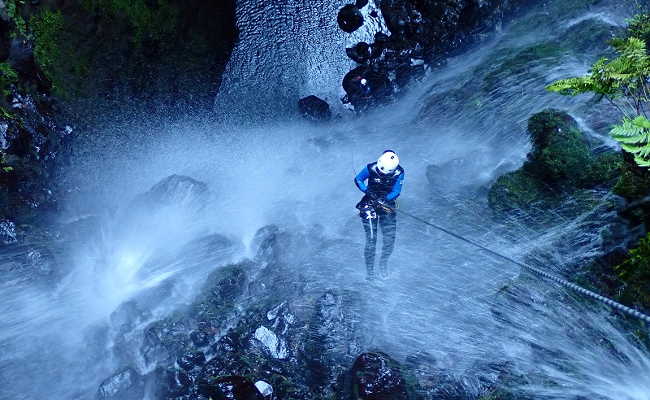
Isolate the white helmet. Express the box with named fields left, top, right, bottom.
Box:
left=377, top=150, right=399, bottom=174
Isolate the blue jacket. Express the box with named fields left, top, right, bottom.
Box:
left=355, top=162, right=404, bottom=201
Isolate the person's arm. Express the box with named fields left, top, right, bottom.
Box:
left=385, top=172, right=404, bottom=201
left=354, top=167, right=370, bottom=193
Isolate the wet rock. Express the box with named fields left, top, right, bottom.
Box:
left=141, top=319, right=189, bottom=366
left=131, top=174, right=210, bottom=213
left=253, top=325, right=288, bottom=359
left=338, top=4, right=364, bottom=33
left=156, top=367, right=192, bottom=398
left=198, top=376, right=263, bottom=400
left=0, top=219, right=17, bottom=244
left=349, top=352, right=409, bottom=400
left=346, top=41, right=372, bottom=63
left=178, top=351, right=206, bottom=371
left=97, top=368, right=145, bottom=400
left=254, top=380, right=273, bottom=398
left=251, top=224, right=293, bottom=265
left=342, top=66, right=393, bottom=111
left=298, top=95, right=332, bottom=121
left=303, top=291, right=364, bottom=397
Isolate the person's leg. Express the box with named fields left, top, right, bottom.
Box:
left=379, top=212, right=397, bottom=276
left=361, top=216, right=379, bottom=279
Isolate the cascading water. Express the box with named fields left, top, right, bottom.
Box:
left=1, top=0, right=649, bottom=399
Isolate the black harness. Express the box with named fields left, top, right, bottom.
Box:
left=365, top=162, right=403, bottom=198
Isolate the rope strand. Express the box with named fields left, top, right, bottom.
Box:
left=389, top=206, right=650, bottom=325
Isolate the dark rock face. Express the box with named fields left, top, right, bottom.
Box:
left=349, top=352, right=409, bottom=400
left=377, top=0, right=514, bottom=59
left=96, top=368, right=145, bottom=400
left=298, top=95, right=332, bottom=121
left=339, top=0, right=524, bottom=110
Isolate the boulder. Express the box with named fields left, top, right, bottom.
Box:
left=338, top=4, right=364, bottom=33
left=342, top=66, right=393, bottom=110
left=96, top=368, right=145, bottom=400
left=346, top=42, right=372, bottom=63
left=298, top=95, right=332, bottom=121
left=526, top=109, right=592, bottom=186
left=349, top=352, right=409, bottom=399
left=131, top=174, right=210, bottom=212
left=488, top=109, right=623, bottom=219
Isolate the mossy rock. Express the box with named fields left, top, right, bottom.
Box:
left=488, top=169, right=551, bottom=215
left=489, top=109, right=623, bottom=221
left=526, top=109, right=591, bottom=185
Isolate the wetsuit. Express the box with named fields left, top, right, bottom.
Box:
left=354, top=162, right=405, bottom=277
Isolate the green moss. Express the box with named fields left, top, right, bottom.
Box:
left=614, top=233, right=650, bottom=310
left=488, top=169, right=550, bottom=215
left=30, top=10, right=67, bottom=93
left=526, top=109, right=598, bottom=187
left=81, top=0, right=180, bottom=44
left=489, top=110, right=625, bottom=222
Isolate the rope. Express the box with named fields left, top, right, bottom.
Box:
left=386, top=205, right=650, bottom=325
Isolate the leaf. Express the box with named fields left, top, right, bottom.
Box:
left=2, top=166, right=13, bottom=173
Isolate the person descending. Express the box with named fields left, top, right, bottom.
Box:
left=354, top=150, right=404, bottom=279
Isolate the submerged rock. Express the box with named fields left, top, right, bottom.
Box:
left=298, top=95, right=332, bottom=121
left=97, top=368, right=145, bottom=400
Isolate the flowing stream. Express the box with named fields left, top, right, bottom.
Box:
left=1, top=0, right=650, bottom=399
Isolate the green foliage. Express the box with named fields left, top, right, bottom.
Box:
left=615, top=233, right=650, bottom=310
left=547, top=19, right=650, bottom=168
left=0, top=63, right=17, bottom=97
left=627, top=13, right=650, bottom=47
left=30, top=10, right=65, bottom=91
left=610, top=116, right=650, bottom=167
left=5, top=0, right=27, bottom=37
left=546, top=38, right=650, bottom=99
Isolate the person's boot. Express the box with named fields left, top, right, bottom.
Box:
left=379, top=259, right=388, bottom=278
